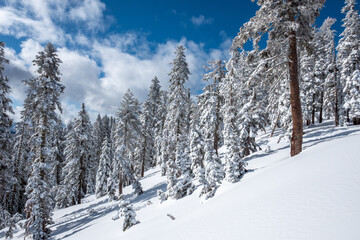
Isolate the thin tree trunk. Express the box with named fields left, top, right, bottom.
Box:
left=118, top=172, right=123, bottom=196
left=270, top=112, right=281, bottom=137
left=333, top=48, right=339, bottom=126
left=288, top=12, right=303, bottom=157
left=312, top=94, right=315, bottom=124
left=140, top=135, right=146, bottom=178
left=319, top=91, right=324, bottom=123
left=214, top=89, right=220, bottom=156
left=40, top=116, right=47, bottom=235
left=78, top=155, right=83, bottom=204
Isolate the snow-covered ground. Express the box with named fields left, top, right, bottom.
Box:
left=2, top=121, right=360, bottom=240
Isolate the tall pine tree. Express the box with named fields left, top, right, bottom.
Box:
left=24, top=43, right=64, bottom=240
left=0, top=41, right=14, bottom=215
left=113, top=89, right=143, bottom=197
left=337, top=0, right=360, bottom=124
left=233, top=0, right=326, bottom=156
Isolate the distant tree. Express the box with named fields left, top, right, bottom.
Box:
left=221, top=54, right=243, bottom=183
left=113, top=89, right=143, bottom=197
left=93, top=114, right=103, bottom=165
left=140, top=77, right=162, bottom=177
left=95, top=136, right=111, bottom=198
left=155, top=90, right=168, bottom=169
left=337, top=0, right=360, bottom=124
left=316, top=18, right=339, bottom=125
left=189, top=100, right=205, bottom=183
left=300, top=44, right=316, bottom=125
left=8, top=120, right=31, bottom=215
left=201, top=59, right=226, bottom=155
left=56, top=103, right=93, bottom=207
left=49, top=118, right=65, bottom=188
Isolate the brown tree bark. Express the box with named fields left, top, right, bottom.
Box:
left=118, top=172, right=123, bottom=196
left=140, top=135, right=146, bottom=178
left=288, top=12, right=303, bottom=157
left=270, top=112, right=281, bottom=137
left=333, top=48, right=339, bottom=126
left=312, top=94, right=315, bottom=125
left=78, top=156, right=83, bottom=204
left=319, top=91, right=324, bottom=123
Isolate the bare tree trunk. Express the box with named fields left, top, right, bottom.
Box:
left=333, top=48, right=339, bottom=126
left=319, top=91, right=324, bottom=123
left=118, top=172, right=123, bottom=196
left=214, top=92, right=220, bottom=156
left=40, top=117, right=47, bottom=235
left=140, top=135, right=146, bottom=178
left=312, top=94, right=315, bottom=124
left=288, top=12, right=303, bottom=157
left=270, top=112, right=281, bottom=137
left=78, top=155, right=83, bottom=204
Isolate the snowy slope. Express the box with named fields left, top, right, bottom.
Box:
left=2, top=121, right=360, bottom=240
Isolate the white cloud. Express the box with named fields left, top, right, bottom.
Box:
left=0, top=0, right=106, bottom=45
left=1, top=1, right=231, bottom=123
left=191, top=15, right=214, bottom=26
left=0, top=0, right=66, bottom=45
left=69, top=0, right=106, bottom=31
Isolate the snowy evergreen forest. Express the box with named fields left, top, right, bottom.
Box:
left=0, top=0, right=359, bottom=239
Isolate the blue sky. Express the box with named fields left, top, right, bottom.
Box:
left=0, top=0, right=356, bottom=122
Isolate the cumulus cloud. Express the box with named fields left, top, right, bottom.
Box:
left=1, top=1, right=231, bottom=123
left=191, top=15, right=214, bottom=26
left=0, top=0, right=106, bottom=45
left=69, top=0, right=106, bottom=31
left=0, top=0, right=67, bottom=45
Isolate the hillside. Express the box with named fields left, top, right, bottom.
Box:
left=2, top=121, right=360, bottom=240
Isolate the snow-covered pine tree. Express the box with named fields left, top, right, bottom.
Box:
left=118, top=200, right=139, bottom=231
left=139, top=77, right=162, bottom=177
left=107, top=121, right=117, bottom=201
left=49, top=118, right=65, bottom=187
left=314, top=35, right=327, bottom=124
left=93, top=114, right=103, bottom=164
left=0, top=206, right=10, bottom=230
left=337, top=0, right=360, bottom=124
left=233, top=0, right=326, bottom=156
left=316, top=18, right=340, bottom=125
left=58, top=103, right=93, bottom=207
left=8, top=120, right=31, bottom=215
left=161, top=45, right=194, bottom=199
left=198, top=61, right=226, bottom=196
left=202, top=59, right=226, bottom=155
left=300, top=43, right=316, bottom=126
left=113, top=89, right=143, bottom=197
left=155, top=90, right=168, bottom=170
left=221, top=52, right=243, bottom=183
left=7, top=77, right=38, bottom=215
left=189, top=100, right=205, bottom=183
left=235, top=50, right=267, bottom=158
left=312, top=19, right=338, bottom=124
left=0, top=41, right=14, bottom=215
left=24, top=43, right=65, bottom=240
left=95, top=135, right=111, bottom=198
left=101, top=115, right=111, bottom=145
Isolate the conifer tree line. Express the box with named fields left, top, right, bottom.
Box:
left=0, top=0, right=359, bottom=238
